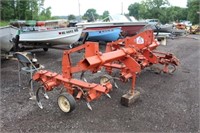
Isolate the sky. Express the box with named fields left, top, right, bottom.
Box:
left=44, top=0, right=187, bottom=16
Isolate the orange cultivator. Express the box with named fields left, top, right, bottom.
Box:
left=33, top=30, right=179, bottom=113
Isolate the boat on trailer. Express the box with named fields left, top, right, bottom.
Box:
left=83, top=27, right=121, bottom=42
left=0, top=24, right=82, bottom=56
left=19, top=27, right=82, bottom=45
left=76, top=15, right=147, bottom=36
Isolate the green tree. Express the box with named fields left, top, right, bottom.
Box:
left=144, top=0, right=170, bottom=19
left=68, top=14, right=76, bottom=20
left=187, top=0, right=199, bottom=24
left=38, top=7, right=52, bottom=20
left=164, top=6, right=188, bottom=22
left=83, top=8, right=99, bottom=21
left=0, top=0, right=50, bottom=21
left=138, top=2, right=150, bottom=19
left=128, top=0, right=193, bottom=24
left=1, top=0, right=15, bottom=20
left=145, top=0, right=170, bottom=9
left=128, top=3, right=141, bottom=19
left=102, top=11, right=109, bottom=20
left=128, top=0, right=173, bottom=23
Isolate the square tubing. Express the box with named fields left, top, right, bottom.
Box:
left=121, top=73, right=140, bottom=107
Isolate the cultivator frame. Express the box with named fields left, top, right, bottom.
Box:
left=33, top=30, right=179, bottom=113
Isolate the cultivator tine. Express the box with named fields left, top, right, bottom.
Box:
left=36, top=87, right=43, bottom=109
left=27, top=79, right=36, bottom=100
left=83, top=78, right=87, bottom=82
left=43, top=92, right=49, bottom=99
left=114, top=82, right=119, bottom=89
left=80, top=71, right=88, bottom=82
left=40, top=86, right=49, bottom=99
left=37, top=101, right=43, bottom=109
left=112, top=76, right=120, bottom=89
left=86, top=102, right=92, bottom=111
left=105, top=93, right=111, bottom=99
left=36, top=86, right=49, bottom=109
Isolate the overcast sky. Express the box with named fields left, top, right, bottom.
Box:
left=44, top=0, right=187, bottom=16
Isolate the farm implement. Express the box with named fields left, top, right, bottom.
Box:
left=33, top=30, right=179, bottom=113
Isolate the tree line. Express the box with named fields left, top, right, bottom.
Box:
left=128, top=0, right=199, bottom=24
left=0, top=0, right=52, bottom=21
left=1, top=0, right=199, bottom=24
left=74, top=0, right=199, bottom=24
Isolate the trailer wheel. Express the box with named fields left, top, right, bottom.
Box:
left=100, top=75, right=113, bottom=85
left=57, top=92, right=76, bottom=113
left=43, top=48, right=48, bottom=52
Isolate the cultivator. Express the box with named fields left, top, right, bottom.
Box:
left=33, top=30, right=179, bottom=113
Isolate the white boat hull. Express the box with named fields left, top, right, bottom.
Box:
left=76, top=22, right=147, bottom=36
left=0, top=26, right=18, bottom=52
left=19, top=27, right=82, bottom=45
left=76, top=21, right=147, bottom=28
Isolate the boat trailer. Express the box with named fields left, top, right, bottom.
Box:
left=33, top=30, right=179, bottom=113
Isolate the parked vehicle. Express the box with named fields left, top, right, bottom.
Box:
left=145, top=19, right=160, bottom=26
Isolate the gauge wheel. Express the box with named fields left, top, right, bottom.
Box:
left=168, top=64, right=176, bottom=74
left=57, top=92, right=76, bottom=113
left=100, top=75, right=113, bottom=85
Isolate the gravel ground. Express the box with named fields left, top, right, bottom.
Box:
left=0, top=35, right=199, bottom=132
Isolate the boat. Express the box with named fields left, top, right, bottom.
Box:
left=10, top=19, right=69, bottom=28
left=76, top=15, right=147, bottom=36
left=10, top=20, right=36, bottom=28
left=0, top=25, right=18, bottom=53
left=1, top=20, right=83, bottom=56
left=152, top=24, right=174, bottom=33
left=19, top=27, right=82, bottom=45
left=83, top=27, right=121, bottom=42
left=44, top=19, right=69, bottom=28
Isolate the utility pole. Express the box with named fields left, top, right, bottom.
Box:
left=121, top=2, right=123, bottom=15
left=78, top=0, right=81, bottom=22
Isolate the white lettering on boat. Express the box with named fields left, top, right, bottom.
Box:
left=59, top=29, right=78, bottom=35
left=99, top=29, right=114, bottom=33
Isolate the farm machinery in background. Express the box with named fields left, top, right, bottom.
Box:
left=32, top=30, right=179, bottom=113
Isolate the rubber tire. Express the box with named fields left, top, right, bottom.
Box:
left=43, top=48, right=48, bottom=52
left=57, top=92, right=76, bottom=113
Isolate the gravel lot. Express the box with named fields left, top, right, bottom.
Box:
left=1, top=35, right=199, bottom=132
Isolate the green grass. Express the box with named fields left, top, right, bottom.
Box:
left=0, top=21, right=10, bottom=27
